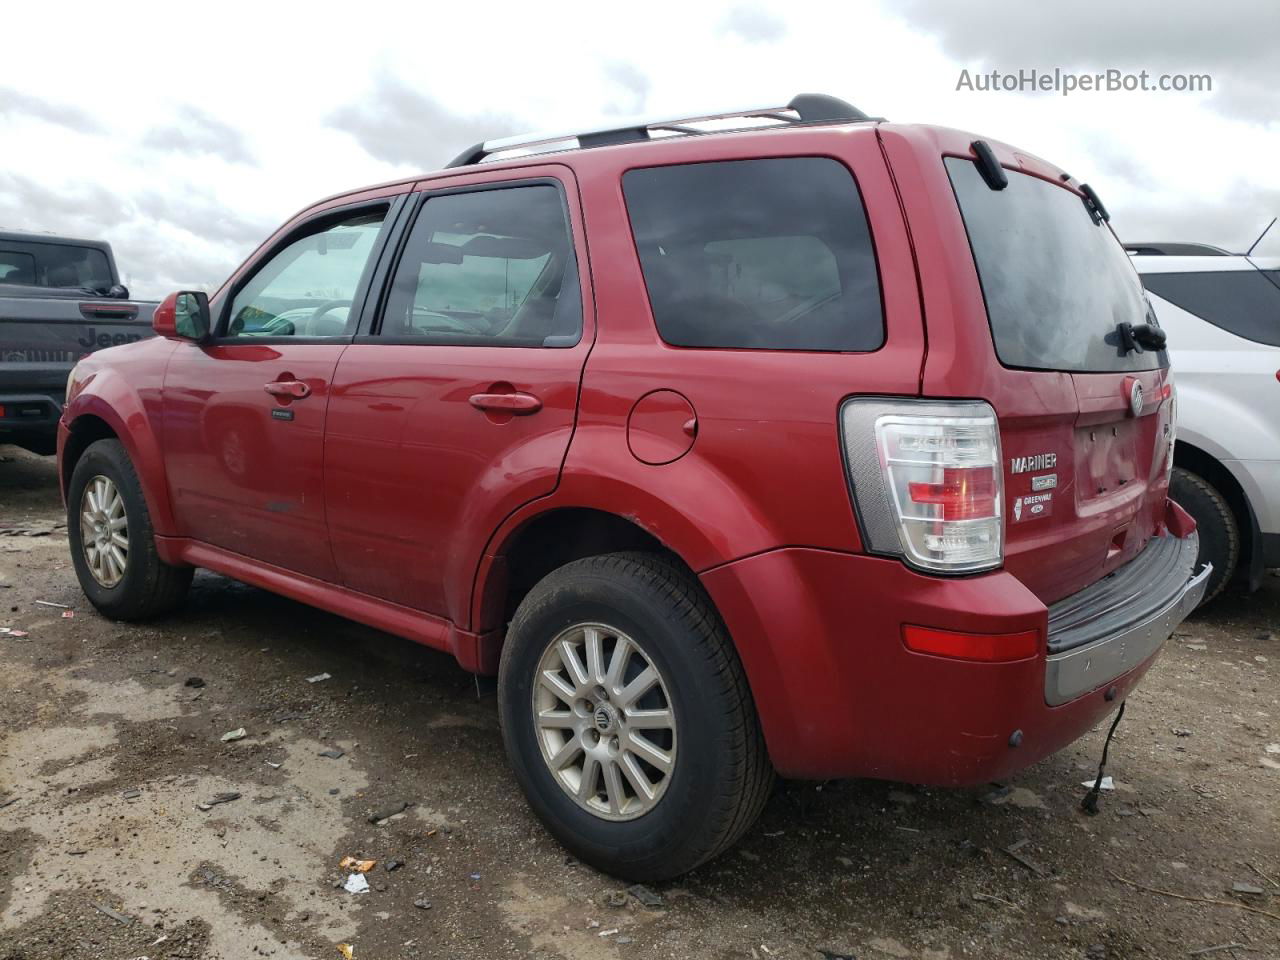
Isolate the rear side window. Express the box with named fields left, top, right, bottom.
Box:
left=622, top=158, right=884, bottom=351
left=1140, top=270, right=1280, bottom=347
left=946, top=158, right=1162, bottom=373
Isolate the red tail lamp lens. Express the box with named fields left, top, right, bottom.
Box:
left=903, top=624, right=1039, bottom=662
left=907, top=467, right=997, bottom=521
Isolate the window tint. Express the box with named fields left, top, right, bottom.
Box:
left=1141, top=270, right=1280, bottom=347
left=226, top=211, right=386, bottom=339
left=381, top=185, right=581, bottom=347
left=0, top=250, right=37, bottom=285
left=0, top=240, right=113, bottom=291
left=622, top=158, right=884, bottom=351
left=946, top=158, right=1162, bottom=373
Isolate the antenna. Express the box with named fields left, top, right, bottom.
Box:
left=1245, top=217, right=1277, bottom=257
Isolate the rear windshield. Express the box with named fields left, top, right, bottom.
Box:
left=0, top=239, right=114, bottom=291
left=622, top=157, right=884, bottom=352
left=946, top=158, right=1163, bottom=373
left=1140, top=269, right=1280, bottom=347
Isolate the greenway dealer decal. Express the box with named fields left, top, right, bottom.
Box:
left=1012, top=491, right=1054, bottom=522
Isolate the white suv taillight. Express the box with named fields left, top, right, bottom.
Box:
left=840, top=399, right=1004, bottom=574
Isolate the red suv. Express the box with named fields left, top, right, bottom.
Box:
left=59, top=94, right=1208, bottom=880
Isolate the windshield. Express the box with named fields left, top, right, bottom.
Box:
left=0, top=239, right=114, bottom=291
left=946, top=158, right=1164, bottom=373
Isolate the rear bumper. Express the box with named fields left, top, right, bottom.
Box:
left=700, top=525, right=1203, bottom=784
left=0, top=392, right=63, bottom=452
left=1046, top=534, right=1207, bottom=704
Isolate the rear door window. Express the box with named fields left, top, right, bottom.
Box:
left=622, top=157, right=884, bottom=351
left=380, top=184, right=581, bottom=347
left=1140, top=270, right=1280, bottom=347
left=946, top=158, right=1162, bottom=372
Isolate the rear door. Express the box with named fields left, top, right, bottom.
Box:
left=322, top=166, right=592, bottom=625
left=903, top=132, right=1172, bottom=603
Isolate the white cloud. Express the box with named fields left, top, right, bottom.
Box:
left=0, top=0, right=1276, bottom=298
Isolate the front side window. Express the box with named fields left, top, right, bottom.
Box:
left=381, top=184, right=581, bottom=347
left=225, top=210, right=386, bottom=339
left=1141, top=270, right=1280, bottom=347
left=622, top=157, right=884, bottom=351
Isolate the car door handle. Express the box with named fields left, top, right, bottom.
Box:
left=469, top=391, right=542, bottom=414
left=264, top=380, right=311, bottom=399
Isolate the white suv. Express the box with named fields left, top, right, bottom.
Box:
left=1127, top=243, right=1280, bottom=603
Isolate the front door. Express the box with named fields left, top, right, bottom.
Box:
left=323, top=169, right=592, bottom=624
left=162, top=203, right=396, bottom=580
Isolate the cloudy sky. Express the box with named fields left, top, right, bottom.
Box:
left=2, top=0, right=1276, bottom=298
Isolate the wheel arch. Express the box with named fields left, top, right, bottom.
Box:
left=62, top=383, right=177, bottom=536
left=1174, top=439, right=1262, bottom=589
left=473, top=506, right=697, bottom=637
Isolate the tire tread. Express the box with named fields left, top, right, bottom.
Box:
left=1171, top=466, right=1238, bottom=605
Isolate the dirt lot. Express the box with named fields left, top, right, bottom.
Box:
left=1, top=445, right=1277, bottom=960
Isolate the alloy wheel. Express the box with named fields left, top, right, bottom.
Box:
left=80, top=474, right=128, bottom=587
left=532, top=622, right=678, bottom=821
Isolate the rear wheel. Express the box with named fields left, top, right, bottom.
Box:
left=1170, top=466, right=1238, bottom=606
left=498, top=552, right=773, bottom=880
left=67, top=439, right=193, bottom=619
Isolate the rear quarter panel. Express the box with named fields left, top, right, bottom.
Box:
left=553, top=126, right=925, bottom=563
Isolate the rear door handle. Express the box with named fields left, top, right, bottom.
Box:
left=264, top=380, right=311, bottom=399
left=469, top=391, right=542, bottom=414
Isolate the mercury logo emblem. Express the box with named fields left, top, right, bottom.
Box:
left=1129, top=380, right=1145, bottom=416
left=593, top=705, right=614, bottom=733
left=1013, top=497, right=1023, bottom=521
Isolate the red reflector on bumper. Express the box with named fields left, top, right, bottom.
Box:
left=902, top=625, right=1039, bottom=662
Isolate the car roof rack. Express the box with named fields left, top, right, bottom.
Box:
left=1123, top=241, right=1233, bottom=257
left=446, top=93, right=875, bottom=168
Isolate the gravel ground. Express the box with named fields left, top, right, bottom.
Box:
left=1, top=445, right=1277, bottom=960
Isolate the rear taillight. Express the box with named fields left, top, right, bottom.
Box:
left=1165, top=377, right=1177, bottom=484
left=840, top=399, right=1004, bottom=574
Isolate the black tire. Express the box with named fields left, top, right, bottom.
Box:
left=1170, top=466, right=1239, bottom=606
left=498, top=551, right=773, bottom=881
left=67, top=439, right=193, bottom=620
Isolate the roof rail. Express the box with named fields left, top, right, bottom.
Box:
left=1123, top=242, right=1233, bottom=257
left=446, top=93, right=874, bottom=168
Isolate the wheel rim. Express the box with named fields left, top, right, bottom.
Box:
left=80, top=474, right=128, bottom=588
left=532, top=622, right=678, bottom=821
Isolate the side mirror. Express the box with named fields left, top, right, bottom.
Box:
left=107, top=283, right=130, bottom=300
left=153, top=290, right=211, bottom=341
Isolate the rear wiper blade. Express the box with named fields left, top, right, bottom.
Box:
left=1116, top=321, right=1167, bottom=353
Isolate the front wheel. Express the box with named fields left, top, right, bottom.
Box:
left=498, top=552, right=773, bottom=881
left=67, top=439, right=193, bottom=620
